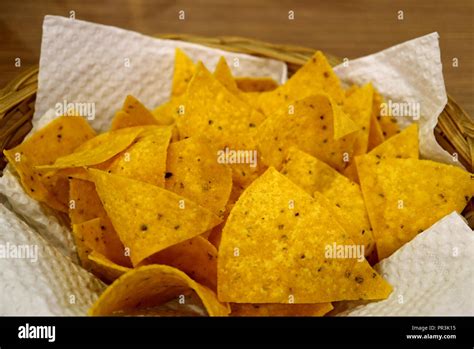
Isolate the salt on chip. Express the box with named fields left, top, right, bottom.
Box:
left=281, top=148, right=374, bottom=255
left=4, top=115, right=96, bottom=211
left=257, top=94, right=358, bottom=171
left=218, top=167, right=392, bottom=303
left=89, top=265, right=230, bottom=316
left=165, top=136, right=232, bottom=216
left=110, top=95, right=162, bottom=130
left=171, top=48, right=195, bottom=97
left=356, top=157, right=474, bottom=259
left=106, top=126, right=172, bottom=187
left=176, top=62, right=266, bottom=186
left=88, top=169, right=222, bottom=266
left=231, top=302, right=333, bottom=317
left=236, top=77, right=278, bottom=92
left=258, top=51, right=345, bottom=116
left=140, top=236, right=218, bottom=291
left=37, top=126, right=146, bottom=170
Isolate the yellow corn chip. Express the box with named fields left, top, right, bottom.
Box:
left=213, top=56, right=240, bottom=95
left=367, top=89, right=386, bottom=151
left=281, top=148, right=374, bottom=255
left=258, top=51, right=345, bottom=116
left=69, top=178, right=107, bottom=224
left=89, top=265, right=230, bottom=316
left=372, top=90, right=400, bottom=139
left=88, top=251, right=131, bottom=284
left=257, top=94, right=358, bottom=171
left=357, top=157, right=474, bottom=259
left=236, top=77, right=278, bottom=92
left=218, top=167, right=392, bottom=303
left=88, top=169, right=222, bottom=266
left=110, top=95, right=161, bottom=130
left=171, top=48, right=195, bottom=97
left=106, top=126, right=172, bottom=187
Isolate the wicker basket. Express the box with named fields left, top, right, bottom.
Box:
left=0, top=34, right=472, bottom=223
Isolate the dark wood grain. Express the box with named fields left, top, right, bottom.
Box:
left=0, top=0, right=472, bottom=116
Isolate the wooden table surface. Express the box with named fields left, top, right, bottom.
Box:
left=0, top=0, right=472, bottom=116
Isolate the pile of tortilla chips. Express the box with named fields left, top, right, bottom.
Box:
left=4, top=48, right=472, bottom=317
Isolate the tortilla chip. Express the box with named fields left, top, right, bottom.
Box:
left=141, top=236, right=218, bottom=291
left=89, top=265, right=230, bottom=316
left=111, top=95, right=161, bottom=130
left=88, top=251, right=131, bottom=283
left=38, top=126, right=146, bottom=170
left=176, top=62, right=266, bottom=186
left=236, top=77, right=278, bottom=92
left=171, top=48, right=195, bottom=97
left=165, top=136, right=232, bottom=216
left=213, top=57, right=240, bottom=95
left=357, top=157, right=474, bottom=259
left=372, top=90, right=400, bottom=138
left=257, top=94, right=358, bottom=171
left=343, top=83, right=374, bottom=154
left=106, top=126, right=172, bottom=187
left=218, top=167, right=392, bottom=303
left=69, top=178, right=107, bottom=224
left=367, top=90, right=386, bottom=151
left=72, top=217, right=131, bottom=268
left=281, top=148, right=374, bottom=255
left=88, top=169, right=222, bottom=266
left=151, top=95, right=185, bottom=126
left=258, top=51, right=345, bottom=116
left=344, top=123, right=419, bottom=183
left=231, top=302, right=333, bottom=317
left=3, top=116, right=96, bottom=211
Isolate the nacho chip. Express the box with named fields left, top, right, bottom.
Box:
left=141, top=236, right=218, bottom=291
left=176, top=62, right=266, bottom=186
left=236, top=77, right=278, bottom=92
left=367, top=90, right=386, bottom=151
left=218, top=167, right=392, bottom=303
left=343, top=83, right=374, bottom=155
left=38, top=126, right=146, bottom=170
left=72, top=217, right=130, bottom=268
left=151, top=95, right=185, bottom=126
left=357, top=157, right=474, bottom=259
left=258, top=51, right=345, bottom=116
left=165, top=136, right=232, bottom=216
left=88, top=169, right=222, bottom=266
left=171, top=48, right=195, bottom=97
left=4, top=116, right=96, bottom=211
left=257, top=94, right=358, bottom=171
left=372, top=90, right=400, bottom=139
left=344, top=123, right=419, bottom=183
left=69, top=178, right=107, bottom=224
left=89, top=265, right=230, bottom=316
left=281, top=148, right=374, bottom=255
left=88, top=251, right=131, bottom=284
left=231, top=302, right=333, bottom=317
left=213, top=56, right=240, bottom=95
left=110, top=95, right=161, bottom=130
left=106, top=126, right=172, bottom=187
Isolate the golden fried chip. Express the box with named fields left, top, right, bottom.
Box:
left=110, top=95, right=161, bottom=130
left=213, top=56, right=240, bottom=95
left=236, top=77, right=278, bottom=92
left=372, top=90, right=400, bottom=139
left=69, top=178, right=107, bottom=224
left=141, top=236, right=218, bottom=291
left=4, top=116, right=96, bottom=211
left=176, top=62, right=266, bottom=186
left=89, top=265, right=230, bottom=316
left=257, top=94, right=358, bottom=171
left=281, top=148, right=374, bottom=255
left=367, top=89, right=386, bottom=150
left=88, top=169, right=222, bottom=266
left=231, top=302, right=333, bottom=317
left=37, top=126, right=146, bottom=170
left=171, top=48, right=195, bottom=97
left=151, top=96, right=185, bottom=126
left=88, top=251, right=131, bottom=284
left=165, top=136, right=232, bottom=215
left=218, top=167, right=392, bottom=303
left=258, top=51, right=345, bottom=116
left=357, top=157, right=474, bottom=259
left=106, top=126, right=172, bottom=187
